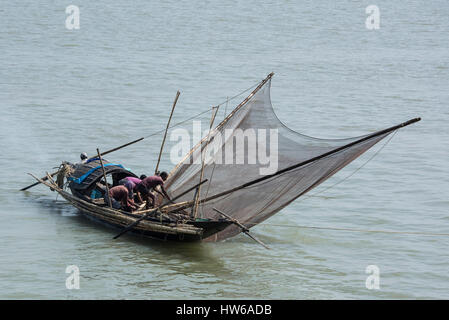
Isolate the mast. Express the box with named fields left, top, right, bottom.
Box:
left=155, top=91, right=180, bottom=175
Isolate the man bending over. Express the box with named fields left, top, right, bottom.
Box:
left=137, top=171, right=171, bottom=208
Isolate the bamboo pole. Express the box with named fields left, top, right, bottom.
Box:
left=166, top=117, right=421, bottom=212
left=192, top=106, right=219, bottom=219
left=98, top=137, right=145, bottom=158
left=190, top=187, right=199, bottom=217
left=213, top=208, right=270, bottom=249
left=97, top=148, right=112, bottom=208
left=155, top=91, right=180, bottom=175
left=20, top=137, right=145, bottom=191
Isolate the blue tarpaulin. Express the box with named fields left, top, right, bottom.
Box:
left=68, top=163, right=127, bottom=184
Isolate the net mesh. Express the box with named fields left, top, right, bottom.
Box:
left=164, top=78, right=390, bottom=241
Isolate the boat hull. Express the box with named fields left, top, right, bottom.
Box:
left=30, top=170, right=234, bottom=243
left=78, top=208, right=232, bottom=242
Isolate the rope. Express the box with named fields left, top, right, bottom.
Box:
left=248, top=222, right=449, bottom=237
left=143, top=109, right=211, bottom=139
left=223, top=96, right=229, bottom=120
left=195, top=106, right=220, bottom=218
left=216, top=81, right=260, bottom=108
left=202, top=163, right=217, bottom=206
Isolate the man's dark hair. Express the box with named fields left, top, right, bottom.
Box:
left=160, top=171, right=168, bottom=179
left=139, top=175, right=147, bottom=180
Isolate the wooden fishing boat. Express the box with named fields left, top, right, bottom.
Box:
left=29, top=160, right=233, bottom=242
left=24, top=73, right=421, bottom=247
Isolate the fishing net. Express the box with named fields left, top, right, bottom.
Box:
left=164, top=76, right=391, bottom=241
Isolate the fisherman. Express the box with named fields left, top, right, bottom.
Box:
left=118, top=176, right=145, bottom=203
left=137, top=171, right=171, bottom=208
left=70, top=152, right=90, bottom=172
left=80, top=152, right=88, bottom=164
left=105, top=185, right=137, bottom=212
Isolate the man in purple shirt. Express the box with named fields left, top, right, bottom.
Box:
left=137, top=171, right=171, bottom=208
left=118, top=175, right=147, bottom=204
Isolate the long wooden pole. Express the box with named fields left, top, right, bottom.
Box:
left=167, top=117, right=421, bottom=211
left=98, top=137, right=145, bottom=159
left=213, top=208, right=270, bottom=249
left=155, top=91, right=180, bottom=175
left=20, top=170, right=61, bottom=191
left=20, top=137, right=145, bottom=191
left=193, top=106, right=219, bottom=218
left=97, top=148, right=112, bottom=208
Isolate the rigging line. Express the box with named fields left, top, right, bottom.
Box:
left=194, top=106, right=219, bottom=218
left=202, top=163, right=217, bottom=205
left=199, top=162, right=217, bottom=217
left=199, top=106, right=221, bottom=217
left=143, top=109, right=211, bottom=139
left=296, top=129, right=398, bottom=203
left=215, top=81, right=260, bottom=108
left=245, top=222, right=449, bottom=237
left=223, top=96, right=229, bottom=120
left=143, top=80, right=259, bottom=140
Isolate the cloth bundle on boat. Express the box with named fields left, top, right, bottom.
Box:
left=68, top=159, right=136, bottom=194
